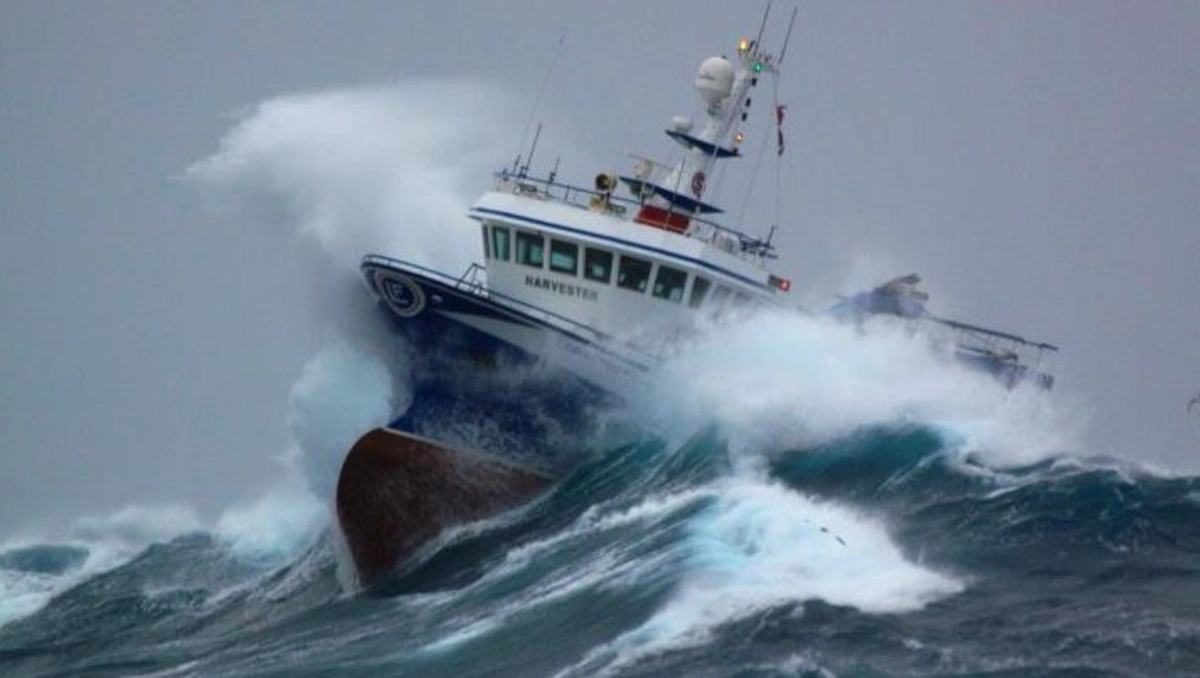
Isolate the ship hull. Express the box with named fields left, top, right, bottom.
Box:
left=335, top=428, right=552, bottom=588
left=335, top=258, right=649, bottom=585
left=362, top=256, right=649, bottom=463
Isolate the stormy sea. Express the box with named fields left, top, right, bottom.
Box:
left=4, top=85, right=1199, bottom=677
left=4, top=314, right=1200, bottom=678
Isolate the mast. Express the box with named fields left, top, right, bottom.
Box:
left=654, top=30, right=787, bottom=217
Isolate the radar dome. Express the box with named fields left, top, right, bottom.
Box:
left=694, top=56, right=734, bottom=106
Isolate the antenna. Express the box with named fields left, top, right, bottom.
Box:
left=777, top=7, right=799, bottom=65
left=520, top=122, right=543, bottom=177
left=514, top=29, right=568, bottom=170
left=754, top=1, right=772, bottom=48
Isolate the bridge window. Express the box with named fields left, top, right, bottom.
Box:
left=549, top=239, right=578, bottom=275
left=515, top=231, right=544, bottom=268
left=689, top=276, right=711, bottom=308
left=491, top=226, right=510, bottom=262
left=652, top=265, right=688, bottom=302
left=584, top=248, right=612, bottom=283
left=481, top=226, right=490, bottom=259
left=617, top=254, right=651, bottom=293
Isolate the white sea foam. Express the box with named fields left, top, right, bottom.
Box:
left=646, top=308, right=1081, bottom=467
left=213, top=487, right=325, bottom=565
left=560, top=479, right=963, bottom=676
left=185, top=79, right=522, bottom=279
left=0, top=570, right=58, bottom=629
left=495, top=487, right=712, bottom=573
left=67, top=504, right=205, bottom=545
left=282, top=342, right=396, bottom=499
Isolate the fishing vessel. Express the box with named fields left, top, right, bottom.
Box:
left=335, top=17, right=1057, bottom=587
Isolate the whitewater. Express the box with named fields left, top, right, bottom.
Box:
left=2, top=82, right=1198, bottom=678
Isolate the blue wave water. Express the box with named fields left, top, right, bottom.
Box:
left=3, top=421, right=1198, bottom=677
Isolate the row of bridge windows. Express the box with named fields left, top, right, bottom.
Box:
left=482, top=224, right=738, bottom=308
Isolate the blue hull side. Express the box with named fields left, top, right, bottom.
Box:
left=362, top=259, right=629, bottom=471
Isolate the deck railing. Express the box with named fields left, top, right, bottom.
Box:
left=493, top=169, right=778, bottom=263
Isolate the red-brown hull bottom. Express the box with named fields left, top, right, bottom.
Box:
left=335, top=428, right=552, bottom=588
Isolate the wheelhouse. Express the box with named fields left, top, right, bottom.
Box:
left=477, top=218, right=764, bottom=318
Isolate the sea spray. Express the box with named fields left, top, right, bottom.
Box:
left=645, top=307, right=1080, bottom=466
left=184, top=79, right=525, bottom=283
left=282, top=343, right=397, bottom=500
left=213, top=487, right=326, bottom=566
left=184, top=78, right=534, bottom=510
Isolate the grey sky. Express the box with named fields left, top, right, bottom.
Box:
left=2, top=1, right=1197, bottom=537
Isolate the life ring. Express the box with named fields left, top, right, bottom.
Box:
left=691, top=171, right=706, bottom=197
left=377, top=273, right=426, bottom=318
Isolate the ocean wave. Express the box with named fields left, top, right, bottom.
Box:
left=4, top=420, right=1199, bottom=677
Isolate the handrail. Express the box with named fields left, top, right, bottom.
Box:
left=456, top=261, right=487, bottom=294
left=929, top=316, right=1059, bottom=352
left=493, top=169, right=778, bottom=262
left=916, top=315, right=1057, bottom=366
left=362, top=254, right=634, bottom=352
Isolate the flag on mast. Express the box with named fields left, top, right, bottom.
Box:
left=775, top=104, right=787, bottom=156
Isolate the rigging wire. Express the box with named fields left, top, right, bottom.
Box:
left=514, top=29, right=568, bottom=168
left=733, top=119, right=771, bottom=233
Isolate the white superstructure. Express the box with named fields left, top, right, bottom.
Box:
left=467, top=35, right=794, bottom=351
